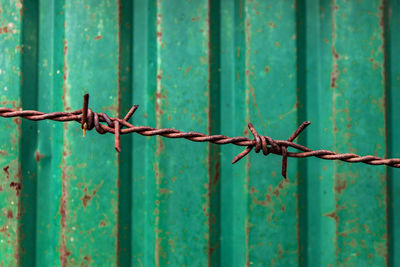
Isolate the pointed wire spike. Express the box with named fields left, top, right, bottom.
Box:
left=281, top=149, right=288, bottom=179
left=81, top=94, right=89, bottom=133
left=114, top=121, right=121, bottom=152
left=123, top=105, right=139, bottom=121
left=232, top=146, right=253, bottom=164
left=288, top=121, right=311, bottom=142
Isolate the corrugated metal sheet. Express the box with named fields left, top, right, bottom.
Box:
left=0, top=0, right=399, bottom=266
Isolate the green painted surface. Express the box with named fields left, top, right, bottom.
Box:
left=0, top=1, right=23, bottom=265
left=0, top=0, right=399, bottom=266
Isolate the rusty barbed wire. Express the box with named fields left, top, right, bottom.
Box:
left=0, top=93, right=399, bottom=178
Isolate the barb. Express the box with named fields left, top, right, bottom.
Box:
left=0, top=94, right=399, bottom=178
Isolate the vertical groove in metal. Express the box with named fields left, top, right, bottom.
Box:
left=387, top=0, right=400, bottom=266
left=118, top=0, right=133, bottom=266
left=219, top=1, right=236, bottom=266
left=36, top=0, right=65, bottom=265
left=295, top=0, right=308, bottom=264
left=208, top=0, right=221, bottom=265
left=20, top=0, right=39, bottom=265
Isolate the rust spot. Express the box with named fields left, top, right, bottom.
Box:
left=60, top=144, right=70, bottom=266
left=0, top=226, right=7, bottom=232
left=7, top=209, right=13, bottom=219
left=159, top=188, right=172, bottom=196
left=81, top=182, right=103, bottom=208
left=99, top=220, right=107, bottom=227
left=273, top=188, right=280, bottom=198
left=35, top=151, right=45, bottom=162
left=156, top=13, right=162, bottom=25
left=9, top=182, right=21, bottom=196
left=324, top=210, right=338, bottom=222
left=12, top=117, right=21, bottom=125
left=3, top=165, right=9, bottom=175
left=81, top=194, right=92, bottom=207
left=330, top=3, right=339, bottom=91
left=268, top=22, right=276, bottom=28
left=63, top=39, right=68, bottom=56
left=330, top=64, right=339, bottom=88
left=324, top=205, right=344, bottom=224
left=0, top=26, right=11, bottom=34
left=334, top=179, right=347, bottom=194
left=213, top=161, right=220, bottom=187
left=332, top=47, right=340, bottom=59
left=94, top=35, right=103, bottom=40
left=60, top=249, right=71, bottom=265
left=265, top=66, right=270, bottom=74
left=249, top=188, right=272, bottom=207
left=185, top=65, right=192, bottom=76
left=155, top=92, right=167, bottom=100
left=245, top=221, right=250, bottom=267
left=62, top=39, right=69, bottom=113
left=0, top=150, right=6, bottom=156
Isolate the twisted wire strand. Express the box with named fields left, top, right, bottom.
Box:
left=0, top=93, right=399, bottom=178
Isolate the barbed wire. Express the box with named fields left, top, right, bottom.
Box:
left=0, top=94, right=398, bottom=178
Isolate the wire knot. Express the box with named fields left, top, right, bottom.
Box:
left=232, top=121, right=311, bottom=178
left=80, top=93, right=139, bottom=152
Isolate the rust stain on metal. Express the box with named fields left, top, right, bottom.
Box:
left=244, top=10, right=266, bottom=127
left=324, top=205, right=344, bottom=225
left=60, top=34, right=71, bottom=265
left=9, top=182, right=21, bottom=196
left=245, top=218, right=250, bottom=267
left=184, top=65, right=192, bottom=76
left=94, top=35, right=103, bottom=40
left=154, top=2, right=163, bottom=265
left=7, top=209, right=13, bottom=219
left=154, top=203, right=162, bottom=267
left=81, top=180, right=103, bottom=208
left=212, top=161, right=220, bottom=187
left=60, top=155, right=70, bottom=267
left=99, top=220, right=107, bottom=227
left=250, top=186, right=272, bottom=207
left=330, top=1, right=339, bottom=90
left=34, top=150, right=45, bottom=162
left=0, top=26, right=12, bottom=34
left=3, top=165, right=9, bottom=176
left=334, top=177, right=347, bottom=194
left=324, top=210, right=339, bottom=223
left=62, top=40, right=69, bottom=96
left=249, top=179, right=289, bottom=208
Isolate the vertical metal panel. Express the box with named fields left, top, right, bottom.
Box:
left=0, top=1, right=23, bottom=265
left=0, top=0, right=398, bottom=266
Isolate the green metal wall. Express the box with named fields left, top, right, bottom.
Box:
left=0, top=0, right=399, bottom=266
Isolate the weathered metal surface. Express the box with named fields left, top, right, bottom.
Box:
left=0, top=1, right=23, bottom=265
left=0, top=0, right=398, bottom=266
